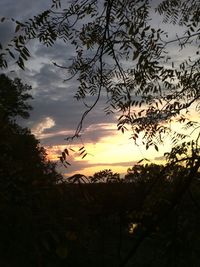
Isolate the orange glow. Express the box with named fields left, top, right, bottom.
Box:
left=44, top=124, right=169, bottom=177
left=43, top=109, right=200, bottom=177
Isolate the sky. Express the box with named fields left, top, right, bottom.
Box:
left=0, top=0, right=199, bottom=177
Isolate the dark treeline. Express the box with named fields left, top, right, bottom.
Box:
left=1, top=74, right=200, bottom=266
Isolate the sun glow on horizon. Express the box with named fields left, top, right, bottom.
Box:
left=41, top=111, right=200, bottom=177
left=43, top=123, right=171, bottom=177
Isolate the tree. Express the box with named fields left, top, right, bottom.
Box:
left=0, top=74, right=66, bottom=266
left=0, top=73, right=32, bottom=121
left=90, top=169, right=121, bottom=183
left=0, top=74, right=62, bottom=187
left=67, top=173, right=89, bottom=183
left=125, top=163, right=165, bottom=183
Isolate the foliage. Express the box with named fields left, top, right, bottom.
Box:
left=0, top=74, right=62, bottom=186
left=58, top=146, right=88, bottom=168
left=90, top=169, right=121, bottom=183
left=0, top=74, right=65, bottom=266
left=0, top=73, right=32, bottom=121
left=125, top=163, right=165, bottom=183
left=0, top=122, right=62, bottom=188
left=67, top=173, right=89, bottom=183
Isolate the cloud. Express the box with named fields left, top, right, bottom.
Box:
left=0, top=0, right=51, bottom=21
left=0, top=0, right=54, bottom=50
left=20, top=64, right=117, bottom=146
left=32, top=116, right=55, bottom=138
left=35, top=41, right=76, bottom=65
left=39, top=123, right=117, bottom=146
left=28, top=96, right=113, bottom=129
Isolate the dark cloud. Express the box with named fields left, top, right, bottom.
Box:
left=35, top=41, right=76, bottom=65
left=0, top=0, right=51, bottom=21
left=10, top=49, right=117, bottom=148
left=40, top=123, right=116, bottom=145
left=29, top=95, right=114, bottom=127
left=29, top=97, right=84, bottom=129
left=14, top=58, right=117, bottom=145
left=0, top=1, right=53, bottom=48
left=32, top=64, right=64, bottom=89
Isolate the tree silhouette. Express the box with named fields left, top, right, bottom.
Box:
left=0, top=75, right=65, bottom=266
left=0, top=73, right=32, bottom=121
left=0, top=74, right=62, bottom=188
left=67, top=173, right=88, bottom=183
left=90, top=169, right=121, bottom=183
left=126, top=164, right=161, bottom=181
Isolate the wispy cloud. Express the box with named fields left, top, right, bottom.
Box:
left=32, top=116, right=55, bottom=138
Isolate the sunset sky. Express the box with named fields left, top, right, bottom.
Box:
left=1, top=0, right=199, bottom=177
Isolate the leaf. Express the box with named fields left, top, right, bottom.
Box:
left=154, top=144, right=159, bottom=151
left=58, top=156, right=63, bottom=163
left=144, top=25, right=150, bottom=31
left=137, top=159, right=144, bottom=164
left=62, top=152, right=66, bottom=160
left=64, top=148, right=69, bottom=156
left=8, top=50, right=15, bottom=59
left=22, top=47, right=30, bottom=57
left=15, top=24, right=21, bottom=33
left=128, top=24, right=134, bottom=35
left=17, top=57, right=25, bottom=70
left=80, top=150, right=86, bottom=156
left=133, top=50, right=139, bottom=60
left=20, top=52, right=27, bottom=60
left=82, top=153, right=87, bottom=159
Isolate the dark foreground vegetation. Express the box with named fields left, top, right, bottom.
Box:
left=1, top=74, right=200, bottom=266
left=1, top=163, right=200, bottom=267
